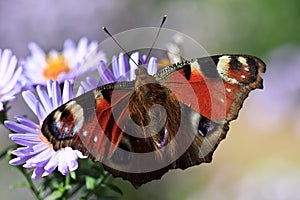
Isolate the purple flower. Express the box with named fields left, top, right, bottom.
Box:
left=23, top=37, right=106, bottom=86
left=0, top=49, right=24, bottom=111
left=79, top=52, right=158, bottom=93
left=5, top=80, right=85, bottom=179
left=5, top=51, right=158, bottom=179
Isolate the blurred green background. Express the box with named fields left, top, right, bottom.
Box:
left=0, top=0, right=300, bottom=199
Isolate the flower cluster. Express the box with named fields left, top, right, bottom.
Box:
left=1, top=38, right=158, bottom=182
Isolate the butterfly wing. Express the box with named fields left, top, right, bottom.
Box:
left=42, top=82, right=134, bottom=161
left=156, top=54, right=265, bottom=169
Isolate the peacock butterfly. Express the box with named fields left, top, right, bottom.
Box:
left=41, top=52, right=266, bottom=188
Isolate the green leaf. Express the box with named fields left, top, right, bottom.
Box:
left=70, top=171, right=76, bottom=180
left=64, top=184, right=72, bottom=190
left=9, top=182, right=30, bottom=189
left=86, top=176, right=97, bottom=190
left=45, top=190, right=63, bottom=200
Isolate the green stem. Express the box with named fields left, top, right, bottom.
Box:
left=84, top=172, right=111, bottom=199
left=18, top=167, right=42, bottom=200
left=65, top=173, right=71, bottom=187
left=61, top=173, right=71, bottom=200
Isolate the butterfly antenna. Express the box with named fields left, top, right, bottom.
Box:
left=145, top=15, right=167, bottom=64
left=102, top=26, right=140, bottom=67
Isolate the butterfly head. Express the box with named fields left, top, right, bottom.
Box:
left=134, top=65, right=157, bottom=89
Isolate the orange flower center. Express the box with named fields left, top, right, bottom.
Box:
left=43, top=54, right=70, bottom=80
left=38, top=134, right=53, bottom=149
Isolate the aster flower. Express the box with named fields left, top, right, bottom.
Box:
left=5, top=80, right=85, bottom=179
left=79, top=52, right=158, bottom=93
left=4, top=52, right=158, bottom=179
left=23, top=37, right=106, bottom=86
left=0, top=49, right=24, bottom=111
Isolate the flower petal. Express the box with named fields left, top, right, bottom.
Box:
left=58, top=151, right=69, bottom=175
left=0, top=49, right=12, bottom=76
left=5, top=121, right=38, bottom=134
left=147, top=57, right=158, bottom=75
left=15, top=116, right=39, bottom=129
left=62, top=80, right=73, bottom=103
left=98, top=61, right=115, bottom=84
left=129, top=52, right=139, bottom=81
left=22, top=90, right=39, bottom=115
left=9, top=133, right=40, bottom=146
left=51, top=81, right=61, bottom=108
left=32, top=167, right=46, bottom=179
left=44, top=152, right=59, bottom=172
left=36, top=85, right=52, bottom=114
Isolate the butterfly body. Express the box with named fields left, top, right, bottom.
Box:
left=42, top=54, right=266, bottom=188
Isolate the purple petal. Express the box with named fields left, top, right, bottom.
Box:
left=75, top=150, right=86, bottom=159
left=156, top=128, right=168, bottom=148
left=112, top=55, right=120, bottom=79
left=46, top=80, right=53, bottom=98
left=147, top=57, right=158, bottom=75
left=76, top=86, right=85, bottom=97
left=9, top=134, right=40, bottom=146
left=63, top=39, right=75, bottom=58
left=32, top=167, right=45, bottom=179
left=0, top=56, right=21, bottom=92
left=76, top=37, right=88, bottom=59
left=80, top=80, right=92, bottom=92
left=58, top=151, right=69, bottom=175
left=11, top=146, right=33, bottom=157
left=44, top=152, right=59, bottom=172
left=98, top=61, right=116, bottom=84
left=65, top=148, right=78, bottom=171
left=51, top=81, right=62, bottom=108
left=22, top=91, right=39, bottom=115
left=62, top=80, right=72, bottom=104
left=15, top=116, right=39, bottom=129
left=24, top=148, right=52, bottom=167
left=28, top=42, right=46, bottom=63
left=9, top=156, right=31, bottom=165
left=35, top=102, right=47, bottom=121
left=117, top=52, right=126, bottom=77
left=129, top=52, right=139, bottom=80
left=36, top=85, right=52, bottom=114
left=0, top=49, right=12, bottom=75
left=86, top=77, right=99, bottom=88
left=5, top=121, right=39, bottom=134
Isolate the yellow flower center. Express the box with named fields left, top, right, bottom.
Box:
left=158, top=58, right=171, bottom=71
left=43, top=54, right=70, bottom=80
left=38, top=134, right=53, bottom=149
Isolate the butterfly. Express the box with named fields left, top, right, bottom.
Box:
left=42, top=54, right=266, bottom=188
